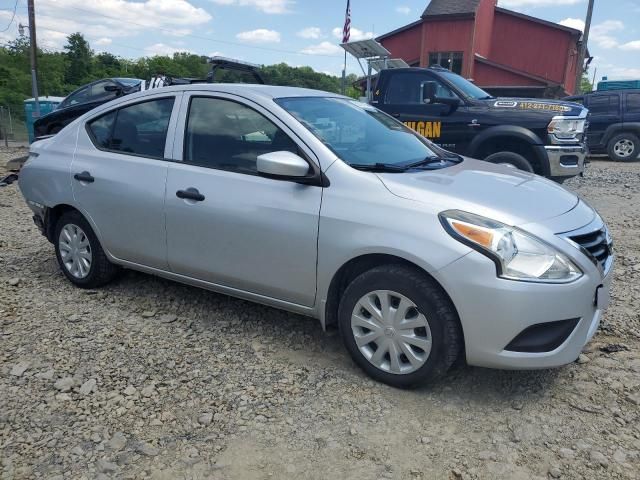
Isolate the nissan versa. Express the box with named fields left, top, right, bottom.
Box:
left=18, top=85, right=613, bottom=387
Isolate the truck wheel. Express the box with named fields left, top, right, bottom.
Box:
left=54, top=210, right=119, bottom=288
left=484, top=152, right=534, bottom=172
left=338, top=264, right=462, bottom=388
left=607, top=133, right=639, bottom=162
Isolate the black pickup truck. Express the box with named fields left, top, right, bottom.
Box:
left=371, top=66, right=588, bottom=182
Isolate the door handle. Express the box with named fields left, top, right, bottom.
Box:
left=73, top=171, right=94, bottom=183
left=176, top=188, right=205, bottom=202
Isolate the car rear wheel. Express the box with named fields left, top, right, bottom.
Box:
left=54, top=210, right=118, bottom=288
left=338, top=264, right=462, bottom=388
left=608, top=133, right=639, bottom=162
left=484, top=151, right=534, bottom=172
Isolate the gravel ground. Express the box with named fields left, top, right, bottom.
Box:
left=1, top=148, right=639, bottom=480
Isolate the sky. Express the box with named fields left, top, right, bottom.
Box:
left=0, top=0, right=639, bottom=82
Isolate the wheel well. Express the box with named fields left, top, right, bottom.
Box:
left=323, top=254, right=460, bottom=332
left=475, top=136, right=542, bottom=174
left=45, top=204, right=78, bottom=242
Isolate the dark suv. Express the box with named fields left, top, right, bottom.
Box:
left=565, top=89, right=640, bottom=161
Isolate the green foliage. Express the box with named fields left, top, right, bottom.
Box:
left=0, top=32, right=363, bottom=126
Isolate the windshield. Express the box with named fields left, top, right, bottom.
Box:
left=439, top=71, right=493, bottom=100
left=275, top=97, right=441, bottom=167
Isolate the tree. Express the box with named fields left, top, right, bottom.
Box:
left=64, top=32, right=93, bottom=86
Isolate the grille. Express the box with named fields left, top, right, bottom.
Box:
left=570, top=227, right=611, bottom=268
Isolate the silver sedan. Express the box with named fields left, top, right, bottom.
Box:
left=18, top=85, right=613, bottom=387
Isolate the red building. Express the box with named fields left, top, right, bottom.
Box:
left=377, top=0, right=583, bottom=97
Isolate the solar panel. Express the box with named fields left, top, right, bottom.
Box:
left=340, top=39, right=390, bottom=59
left=369, top=58, right=410, bottom=72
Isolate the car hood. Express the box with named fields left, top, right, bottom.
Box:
left=376, top=158, right=579, bottom=227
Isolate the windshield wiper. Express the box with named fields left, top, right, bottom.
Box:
left=403, top=155, right=463, bottom=169
left=350, top=162, right=408, bottom=172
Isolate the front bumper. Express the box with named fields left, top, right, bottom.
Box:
left=436, top=230, right=612, bottom=370
left=545, top=144, right=586, bottom=179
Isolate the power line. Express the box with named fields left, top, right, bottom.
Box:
left=0, top=0, right=20, bottom=32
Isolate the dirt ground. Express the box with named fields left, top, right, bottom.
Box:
left=1, top=148, right=639, bottom=480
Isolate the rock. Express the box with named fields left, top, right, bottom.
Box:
left=96, top=458, right=118, bottom=473
left=451, top=468, right=463, bottom=479
left=123, top=385, right=137, bottom=396
left=478, top=451, right=497, bottom=461
left=36, top=369, right=55, bottom=380
left=56, top=393, right=72, bottom=401
left=67, top=314, right=82, bottom=323
left=10, top=361, right=29, bottom=376
left=141, top=385, right=155, bottom=398
left=8, top=277, right=20, bottom=286
left=54, top=377, right=75, bottom=392
left=108, top=432, right=127, bottom=451
left=198, top=413, right=213, bottom=425
left=626, top=393, right=640, bottom=406
left=159, top=314, right=177, bottom=324
left=150, top=418, right=163, bottom=426
left=141, top=310, right=156, bottom=318
left=79, top=378, right=97, bottom=396
left=577, top=354, right=590, bottom=364
left=549, top=466, right=561, bottom=478
left=599, top=344, right=628, bottom=354
left=613, top=449, right=627, bottom=464
left=349, top=427, right=357, bottom=436
left=136, top=442, right=159, bottom=456
left=558, top=448, right=575, bottom=459
left=589, top=451, right=608, bottom=467
left=420, top=437, right=431, bottom=445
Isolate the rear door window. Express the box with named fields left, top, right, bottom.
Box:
left=626, top=93, right=640, bottom=114
left=87, top=97, right=175, bottom=159
left=587, top=94, right=620, bottom=115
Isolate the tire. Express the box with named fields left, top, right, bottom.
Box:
left=607, top=133, right=639, bottom=162
left=338, top=264, right=462, bottom=388
left=54, top=210, right=118, bottom=288
left=484, top=151, right=534, bottom=172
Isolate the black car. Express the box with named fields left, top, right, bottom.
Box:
left=565, top=89, right=640, bottom=161
left=33, top=78, right=144, bottom=138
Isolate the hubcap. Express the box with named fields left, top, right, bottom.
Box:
left=614, top=139, right=635, bottom=158
left=58, top=224, right=92, bottom=279
left=351, top=290, right=432, bottom=375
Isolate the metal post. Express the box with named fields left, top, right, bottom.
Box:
left=574, top=0, right=595, bottom=95
left=27, top=0, right=40, bottom=118
left=366, top=62, right=372, bottom=102
left=341, top=50, right=347, bottom=95
left=1, top=107, right=7, bottom=148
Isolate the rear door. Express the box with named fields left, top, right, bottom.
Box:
left=376, top=70, right=473, bottom=153
left=164, top=92, right=322, bottom=306
left=623, top=91, right=640, bottom=125
left=71, top=93, right=181, bottom=269
left=585, top=93, right=621, bottom=149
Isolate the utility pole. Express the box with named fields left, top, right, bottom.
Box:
left=27, top=0, right=40, bottom=118
left=574, top=0, right=595, bottom=94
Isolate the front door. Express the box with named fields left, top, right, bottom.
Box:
left=376, top=71, right=473, bottom=153
left=585, top=93, right=621, bottom=149
left=71, top=94, right=179, bottom=269
left=164, top=93, right=322, bottom=307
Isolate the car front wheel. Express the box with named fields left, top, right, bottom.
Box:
left=54, top=210, right=119, bottom=288
left=338, top=265, right=462, bottom=388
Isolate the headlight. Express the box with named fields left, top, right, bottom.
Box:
left=440, top=210, right=583, bottom=283
left=547, top=117, right=586, bottom=140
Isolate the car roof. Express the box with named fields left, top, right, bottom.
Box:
left=129, top=83, right=345, bottom=101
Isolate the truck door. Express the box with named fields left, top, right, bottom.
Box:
left=585, top=93, right=621, bottom=150
left=375, top=70, right=472, bottom=154
left=623, top=92, right=640, bottom=126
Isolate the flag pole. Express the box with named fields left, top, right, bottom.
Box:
left=341, top=50, right=347, bottom=95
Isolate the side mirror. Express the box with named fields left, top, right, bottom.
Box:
left=257, top=151, right=310, bottom=178
left=422, top=81, right=437, bottom=104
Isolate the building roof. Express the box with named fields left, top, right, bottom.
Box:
left=376, top=19, right=423, bottom=42
left=495, top=7, right=582, bottom=36
left=422, top=0, right=481, bottom=18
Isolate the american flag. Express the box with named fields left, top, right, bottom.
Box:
left=342, top=0, right=351, bottom=43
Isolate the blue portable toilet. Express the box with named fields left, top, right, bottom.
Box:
left=24, top=96, right=65, bottom=143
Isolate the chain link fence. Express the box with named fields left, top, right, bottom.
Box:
left=0, top=103, right=29, bottom=145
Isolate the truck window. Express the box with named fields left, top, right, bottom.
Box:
left=385, top=72, right=457, bottom=105
left=627, top=93, right=640, bottom=113
left=587, top=95, right=619, bottom=115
